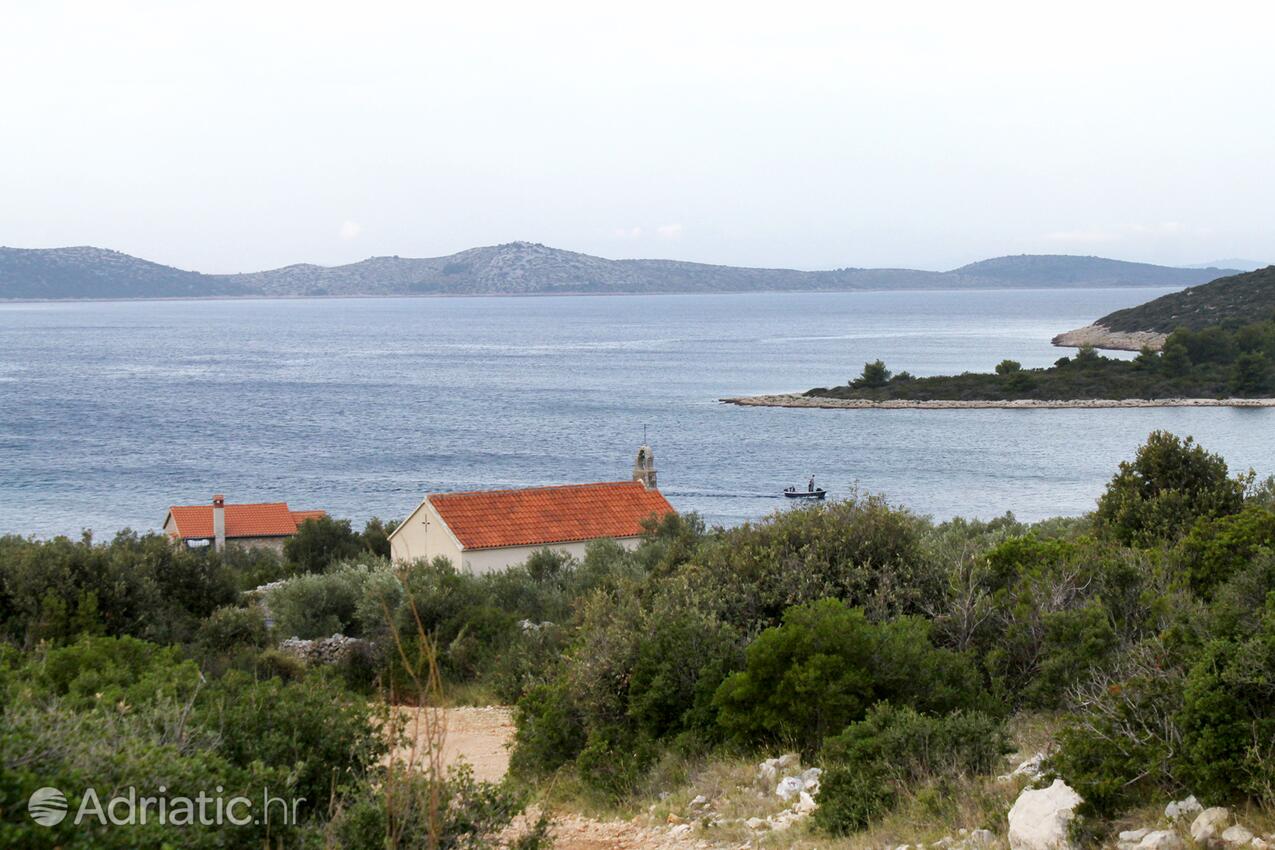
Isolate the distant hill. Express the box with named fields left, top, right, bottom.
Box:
left=949, top=254, right=1237, bottom=287
left=0, top=246, right=246, bottom=299
left=1054, top=265, right=1275, bottom=351
left=1186, top=259, right=1269, bottom=272
left=0, top=242, right=1242, bottom=300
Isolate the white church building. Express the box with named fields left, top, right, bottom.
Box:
left=387, top=445, right=673, bottom=574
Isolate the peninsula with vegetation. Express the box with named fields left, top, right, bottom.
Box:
left=727, top=266, right=1275, bottom=409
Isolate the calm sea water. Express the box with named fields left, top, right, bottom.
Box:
left=2, top=289, right=1272, bottom=538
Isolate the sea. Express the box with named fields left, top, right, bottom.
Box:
left=2, top=288, right=1272, bottom=538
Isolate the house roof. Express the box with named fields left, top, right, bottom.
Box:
left=165, top=502, right=326, bottom=540
left=425, top=481, right=674, bottom=551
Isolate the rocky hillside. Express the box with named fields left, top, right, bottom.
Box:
left=0, top=242, right=1242, bottom=300
left=0, top=246, right=246, bottom=299
left=1054, top=265, right=1275, bottom=350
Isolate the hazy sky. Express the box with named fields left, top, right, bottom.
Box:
left=3, top=1, right=1273, bottom=272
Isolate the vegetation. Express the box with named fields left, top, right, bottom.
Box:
left=1095, top=265, right=1275, bottom=333
left=3, top=430, right=1274, bottom=845
left=807, top=316, right=1275, bottom=401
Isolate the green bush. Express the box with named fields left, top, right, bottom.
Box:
left=713, top=599, right=983, bottom=752
left=1176, top=505, right=1275, bottom=597
left=1096, top=431, right=1247, bottom=547
left=510, top=681, right=587, bottom=777
left=194, top=669, right=386, bottom=806
left=266, top=562, right=385, bottom=639
left=687, top=495, right=944, bottom=627
left=24, top=635, right=201, bottom=711
left=1050, top=646, right=1187, bottom=818
left=814, top=704, right=1010, bottom=834
left=283, top=515, right=367, bottom=573
left=1178, top=596, right=1275, bottom=805
left=327, top=764, right=550, bottom=850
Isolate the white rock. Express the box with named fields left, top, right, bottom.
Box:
left=1165, top=796, right=1203, bottom=820
left=776, top=752, right=800, bottom=770
left=775, top=776, right=804, bottom=800
left=1007, top=778, right=1083, bottom=850
left=800, top=766, right=823, bottom=790
left=969, top=828, right=996, bottom=846
left=1119, top=829, right=1151, bottom=844
left=669, top=823, right=692, bottom=838
left=1251, top=838, right=1271, bottom=850
left=745, top=817, right=768, bottom=831
left=795, top=790, right=817, bottom=814
left=1191, top=808, right=1231, bottom=845
left=1222, top=827, right=1255, bottom=847
left=1137, top=830, right=1185, bottom=850
left=895, top=845, right=911, bottom=850
left=757, top=759, right=779, bottom=786
left=689, top=794, right=708, bottom=809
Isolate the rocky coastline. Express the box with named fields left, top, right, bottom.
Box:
left=722, top=394, right=1275, bottom=410
left=1051, top=322, right=1168, bottom=351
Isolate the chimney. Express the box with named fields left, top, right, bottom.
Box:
left=212, top=494, right=226, bottom=551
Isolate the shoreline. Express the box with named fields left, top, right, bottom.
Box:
left=721, top=394, right=1275, bottom=410
left=1050, top=323, right=1168, bottom=352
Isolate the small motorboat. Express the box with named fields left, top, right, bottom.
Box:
left=783, top=486, right=827, bottom=500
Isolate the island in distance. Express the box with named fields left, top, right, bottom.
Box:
left=0, top=241, right=1245, bottom=300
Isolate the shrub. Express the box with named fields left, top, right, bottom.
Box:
left=510, top=681, right=587, bottom=777
left=25, top=635, right=201, bottom=711
left=283, top=515, right=366, bottom=573
left=1176, top=505, right=1275, bottom=597
left=687, top=495, right=943, bottom=628
left=713, top=599, right=983, bottom=752
left=814, top=704, right=1010, bottom=834
left=193, top=604, right=269, bottom=660
left=194, top=669, right=386, bottom=806
left=1096, top=431, right=1247, bottom=547
left=1050, top=642, right=1187, bottom=818
left=327, top=764, right=550, bottom=850
left=267, top=562, right=385, bottom=639
left=1177, top=597, right=1275, bottom=805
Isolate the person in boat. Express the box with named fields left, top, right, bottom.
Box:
left=808, top=476, right=815, bottom=493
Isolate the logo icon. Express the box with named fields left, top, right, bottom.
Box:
left=29, top=787, right=68, bottom=826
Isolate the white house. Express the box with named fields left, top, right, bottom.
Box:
left=388, top=445, right=673, bottom=573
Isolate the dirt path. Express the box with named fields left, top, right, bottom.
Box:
left=425, top=706, right=717, bottom=850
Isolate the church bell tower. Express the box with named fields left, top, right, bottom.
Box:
left=633, top=442, right=657, bottom=490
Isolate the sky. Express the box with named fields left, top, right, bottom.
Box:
left=2, top=0, right=1273, bottom=273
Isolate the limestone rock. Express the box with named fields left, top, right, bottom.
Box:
left=999, top=752, right=1047, bottom=783
left=1007, top=778, right=1083, bottom=850
left=1222, top=827, right=1255, bottom=847
left=969, top=828, right=996, bottom=846
left=1119, top=829, right=1151, bottom=845
left=745, top=817, right=767, bottom=831
left=795, top=791, right=817, bottom=814
left=1136, top=830, right=1185, bottom=850
left=1165, top=796, right=1202, bottom=820
left=775, top=776, right=804, bottom=800
left=1191, top=808, right=1231, bottom=845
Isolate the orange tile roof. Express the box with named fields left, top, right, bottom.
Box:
left=166, top=502, right=325, bottom=540
left=427, top=481, right=675, bottom=551
left=290, top=510, right=328, bottom=525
